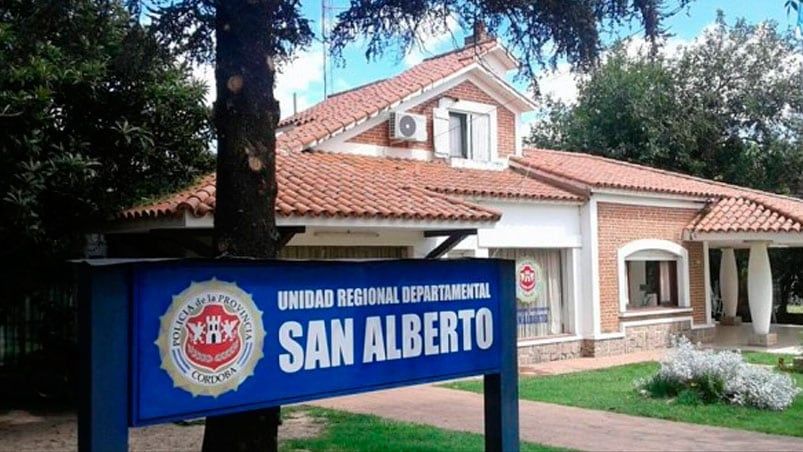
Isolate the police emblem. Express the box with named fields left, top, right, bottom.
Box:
left=156, top=279, right=264, bottom=397
left=515, top=258, right=543, bottom=304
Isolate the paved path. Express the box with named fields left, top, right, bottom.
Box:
left=312, top=350, right=803, bottom=451
left=311, top=384, right=803, bottom=451
left=518, top=349, right=665, bottom=376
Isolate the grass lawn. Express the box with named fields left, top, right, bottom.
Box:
left=280, top=406, right=569, bottom=452
left=742, top=351, right=798, bottom=366
left=444, top=355, right=803, bottom=438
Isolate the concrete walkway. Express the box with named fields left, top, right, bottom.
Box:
left=518, top=349, right=665, bottom=376
left=311, top=351, right=803, bottom=451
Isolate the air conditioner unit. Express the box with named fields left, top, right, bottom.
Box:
left=389, top=112, right=427, bottom=142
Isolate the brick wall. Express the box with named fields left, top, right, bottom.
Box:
left=596, top=202, right=707, bottom=333
left=518, top=340, right=583, bottom=365
left=347, top=80, right=517, bottom=158
left=516, top=321, right=716, bottom=364
left=582, top=320, right=697, bottom=357
left=687, top=242, right=707, bottom=324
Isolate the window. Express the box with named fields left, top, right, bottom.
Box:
left=433, top=100, right=496, bottom=162
left=617, top=239, right=691, bottom=312
left=449, top=112, right=468, bottom=158
left=491, top=248, right=568, bottom=338
left=625, top=260, right=678, bottom=308
left=446, top=111, right=490, bottom=161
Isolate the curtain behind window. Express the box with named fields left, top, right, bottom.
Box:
left=470, top=114, right=491, bottom=161
left=491, top=248, right=564, bottom=338
left=659, top=261, right=671, bottom=303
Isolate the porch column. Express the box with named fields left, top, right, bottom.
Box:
left=719, top=248, right=740, bottom=323
left=747, top=242, right=774, bottom=339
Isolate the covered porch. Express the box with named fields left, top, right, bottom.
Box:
left=685, top=197, right=803, bottom=348
left=709, top=322, right=803, bottom=353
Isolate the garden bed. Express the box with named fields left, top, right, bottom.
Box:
left=445, top=354, right=803, bottom=437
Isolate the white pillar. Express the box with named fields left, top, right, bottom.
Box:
left=747, top=242, right=773, bottom=335
left=719, top=248, right=739, bottom=318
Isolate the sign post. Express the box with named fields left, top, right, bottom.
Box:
left=77, top=263, right=130, bottom=452
left=77, top=258, right=518, bottom=451
left=485, top=269, right=519, bottom=452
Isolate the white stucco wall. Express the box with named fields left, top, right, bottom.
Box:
left=466, top=201, right=582, bottom=249
left=286, top=228, right=437, bottom=257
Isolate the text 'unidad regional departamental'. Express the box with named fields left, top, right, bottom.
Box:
left=275, top=281, right=494, bottom=374
left=277, top=282, right=492, bottom=311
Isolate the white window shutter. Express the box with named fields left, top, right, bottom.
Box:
left=471, top=114, right=491, bottom=161
left=432, top=108, right=450, bottom=157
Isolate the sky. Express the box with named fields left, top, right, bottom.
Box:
left=196, top=1, right=798, bottom=121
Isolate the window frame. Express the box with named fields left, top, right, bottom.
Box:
left=617, top=239, right=691, bottom=313
left=490, top=247, right=571, bottom=340
left=448, top=111, right=469, bottom=158
left=434, top=98, right=497, bottom=163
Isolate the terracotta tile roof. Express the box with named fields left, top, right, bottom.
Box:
left=688, top=197, right=803, bottom=234
left=274, top=153, right=505, bottom=221
left=516, top=148, right=803, bottom=234
left=120, top=174, right=216, bottom=219
left=118, top=152, right=582, bottom=223
left=311, top=152, right=583, bottom=202
left=514, top=148, right=740, bottom=198
left=275, top=40, right=499, bottom=153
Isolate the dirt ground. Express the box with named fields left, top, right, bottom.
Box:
left=0, top=409, right=322, bottom=452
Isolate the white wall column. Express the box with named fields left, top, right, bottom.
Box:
left=747, top=242, right=773, bottom=335
left=719, top=248, right=739, bottom=318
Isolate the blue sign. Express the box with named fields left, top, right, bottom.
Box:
left=130, top=259, right=507, bottom=425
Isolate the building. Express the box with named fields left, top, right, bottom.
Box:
left=111, top=35, right=803, bottom=364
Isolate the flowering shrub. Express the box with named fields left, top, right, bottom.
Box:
left=636, top=337, right=800, bottom=410
left=727, top=364, right=800, bottom=410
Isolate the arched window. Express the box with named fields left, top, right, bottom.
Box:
left=617, top=240, right=690, bottom=312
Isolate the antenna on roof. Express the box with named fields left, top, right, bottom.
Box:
left=321, top=0, right=328, bottom=98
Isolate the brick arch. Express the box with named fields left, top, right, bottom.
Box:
left=616, top=239, right=691, bottom=312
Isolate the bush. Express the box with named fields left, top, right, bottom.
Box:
left=637, top=337, right=800, bottom=411
left=727, top=364, right=799, bottom=410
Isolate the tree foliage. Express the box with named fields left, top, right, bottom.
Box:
left=0, top=0, right=214, bottom=290
left=528, top=14, right=803, bottom=316
left=528, top=13, right=803, bottom=194
left=126, top=1, right=692, bottom=450
left=330, top=0, right=692, bottom=89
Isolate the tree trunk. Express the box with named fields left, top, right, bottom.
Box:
left=203, top=1, right=281, bottom=450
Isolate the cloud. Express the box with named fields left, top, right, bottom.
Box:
left=616, top=34, right=690, bottom=60
left=191, top=49, right=325, bottom=119
left=524, top=31, right=701, bottom=137
left=403, top=15, right=460, bottom=67
left=530, top=32, right=697, bottom=108
left=535, top=63, right=582, bottom=105
left=275, top=49, right=324, bottom=117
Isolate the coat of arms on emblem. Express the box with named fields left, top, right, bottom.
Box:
left=156, top=279, right=264, bottom=397
left=515, top=258, right=542, bottom=304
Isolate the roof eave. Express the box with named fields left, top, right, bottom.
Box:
left=507, top=158, right=591, bottom=199
left=684, top=230, right=803, bottom=246
left=181, top=209, right=502, bottom=231
left=591, top=188, right=711, bottom=204
left=485, top=43, right=519, bottom=71
left=471, top=65, right=536, bottom=112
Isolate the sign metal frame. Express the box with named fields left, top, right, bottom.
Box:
left=77, top=258, right=519, bottom=452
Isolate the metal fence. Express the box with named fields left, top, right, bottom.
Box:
left=0, top=278, right=77, bottom=371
